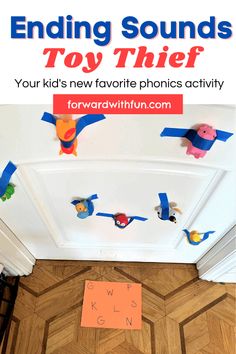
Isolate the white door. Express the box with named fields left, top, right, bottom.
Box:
left=0, top=105, right=235, bottom=263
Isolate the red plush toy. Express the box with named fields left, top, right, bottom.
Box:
left=114, top=213, right=130, bottom=228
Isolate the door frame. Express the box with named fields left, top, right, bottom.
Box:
left=197, top=225, right=236, bottom=282
left=0, top=219, right=35, bottom=276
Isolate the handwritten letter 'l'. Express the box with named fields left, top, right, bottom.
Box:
left=81, top=280, right=142, bottom=330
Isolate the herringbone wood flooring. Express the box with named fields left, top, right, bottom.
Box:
left=1, top=261, right=235, bottom=354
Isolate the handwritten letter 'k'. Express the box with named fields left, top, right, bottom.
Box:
left=81, top=280, right=142, bottom=330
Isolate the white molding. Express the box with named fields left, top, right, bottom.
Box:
left=0, top=219, right=35, bottom=276
left=20, top=158, right=217, bottom=175
left=17, top=159, right=217, bottom=250
left=174, top=169, right=225, bottom=248
left=215, top=267, right=236, bottom=282
left=38, top=248, right=191, bottom=263
left=197, top=225, right=236, bottom=282
left=17, top=165, right=64, bottom=247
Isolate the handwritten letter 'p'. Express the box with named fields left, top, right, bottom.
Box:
left=81, top=280, right=142, bottom=330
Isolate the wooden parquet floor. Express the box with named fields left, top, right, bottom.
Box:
left=1, top=261, right=235, bottom=354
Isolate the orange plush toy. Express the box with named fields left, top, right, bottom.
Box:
left=41, top=112, right=106, bottom=156
left=56, top=115, right=78, bottom=156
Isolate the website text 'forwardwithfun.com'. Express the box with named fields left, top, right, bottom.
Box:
left=53, top=94, right=183, bottom=114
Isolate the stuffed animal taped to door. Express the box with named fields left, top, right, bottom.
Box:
left=96, top=212, right=148, bottom=229
left=0, top=162, right=17, bottom=202
left=183, top=229, right=215, bottom=245
left=156, top=193, right=182, bottom=223
left=160, top=125, right=233, bottom=159
left=71, top=194, right=98, bottom=219
left=41, top=113, right=106, bottom=156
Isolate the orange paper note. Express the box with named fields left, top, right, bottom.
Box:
left=81, top=280, right=142, bottom=330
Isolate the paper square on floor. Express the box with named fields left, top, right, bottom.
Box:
left=81, top=280, right=142, bottom=330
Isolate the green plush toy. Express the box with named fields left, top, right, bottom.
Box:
left=1, top=184, right=15, bottom=202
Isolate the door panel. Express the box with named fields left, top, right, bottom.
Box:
left=0, top=105, right=235, bottom=263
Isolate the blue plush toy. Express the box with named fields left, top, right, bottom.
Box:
left=71, top=194, right=98, bottom=219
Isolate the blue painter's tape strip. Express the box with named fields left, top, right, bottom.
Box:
left=161, top=128, right=214, bottom=150
left=0, top=162, right=17, bottom=197
left=41, top=112, right=56, bottom=125
left=161, top=127, right=233, bottom=152
left=72, top=194, right=98, bottom=205
left=76, top=114, right=106, bottom=136
left=132, top=216, right=148, bottom=221
left=158, top=193, right=169, bottom=220
left=216, top=130, right=233, bottom=142
left=160, top=128, right=189, bottom=138
left=185, top=130, right=215, bottom=151
left=201, top=231, right=215, bottom=242
left=87, top=201, right=94, bottom=216
left=61, top=140, right=75, bottom=148
left=88, top=194, right=98, bottom=201
left=71, top=200, right=81, bottom=206
left=96, top=212, right=114, bottom=218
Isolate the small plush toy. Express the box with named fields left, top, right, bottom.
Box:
left=160, top=125, right=233, bottom=159
left=0, top=162, right=17, bottom=202
left=156, top=193, right=182, bottom=223
left=71, top=194, right=98, bottom=219
left=186, top=124, right=216, bottom=158
left=183, top=229, right=215, bottom=245
left=1, top=184, right=15, bottom=202
left=96, top=212, right=148, bottom=229
left=41, top=112, right=106, bottom=156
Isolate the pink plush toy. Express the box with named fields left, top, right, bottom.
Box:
left=186, top=124, right=217, bottom=159
left=161, top=125, right=233, bottom=159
